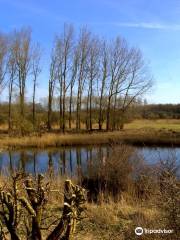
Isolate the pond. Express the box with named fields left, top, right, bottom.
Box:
left=0, top=145, right=180, bottom=177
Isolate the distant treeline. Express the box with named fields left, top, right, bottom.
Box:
left=136, top=104, right=180, bottom=119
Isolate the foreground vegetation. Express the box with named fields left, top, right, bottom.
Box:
left=0, top=145, right=179, bottom=239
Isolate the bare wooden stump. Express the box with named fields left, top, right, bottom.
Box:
left=47, top=179, right=86, bottom=240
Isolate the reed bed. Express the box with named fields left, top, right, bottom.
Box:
left=0, top=128, right=180, bottom=150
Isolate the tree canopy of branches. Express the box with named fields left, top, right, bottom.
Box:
left=0, top=24, right=152, bottom=134
left=49, top=25, right=152, bottom=131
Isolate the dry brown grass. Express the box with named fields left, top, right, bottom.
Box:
left=0, top=132, right=124, bottom=149
left=0, top=128, right=179, bottom=150
left=76, top=197, right=160, bottom=240
left=1, top=119, right=180, bottom=149
left=0, top=168, right=178, bottom=240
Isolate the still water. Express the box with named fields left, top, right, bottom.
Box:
left=0, top=146, right=179, bottom=176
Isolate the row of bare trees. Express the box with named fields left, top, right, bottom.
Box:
left=0, top=28, right=41, bottom=134
left=0, top=24, right=152, bottom=134
left=48, top=24, right=152, bottom=132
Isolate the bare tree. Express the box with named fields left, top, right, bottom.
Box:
left=32, top=44, right=42, bottom=129
left=105, top=37, right=152, bottom=130
left=86, top=37, right=100, bottom=130
left=47, top=47, right=57, bottom=130
left=76, top=28, right=91, bottom=130
left=106, top=37, right=124, bottom=131
left=12, top=28, right=32, bottom=125
left=98, top=40, right=109, bottom=130
left=110, top=38, right=131, bottom=130
left=68, top=46, right=79, bottom=129
left=8, top=41, right=17, bottom=132
left=55, top=24, right=74, bottom=132
left=0, top=33, right=8, bottom=94
left=115, top=48, right=152, bottom=129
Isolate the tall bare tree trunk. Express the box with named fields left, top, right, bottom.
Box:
left=12, top=28, right=32, bottom=135
left=76, top=28, right=91, bottom=130
left=32, top=44, right=41, bottom=129
left=8, top=78, right=13, bottom=132
left=47, top=79, right=54, bottom=131
left=106, top=96, right=111, bottom=131
left=69, top=85, right=73, bottom=129
left=98, top=42, right=108, bottom=130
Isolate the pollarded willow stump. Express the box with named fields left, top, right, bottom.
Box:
left=47, top=179, right=86, bottom=240
left=20, top=174, right=48, bottom=240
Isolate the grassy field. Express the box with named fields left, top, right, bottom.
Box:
left=126, top=119, right=180, bottom=131
left=1, top=119, right=180, bottom=149
left=2, top=119, right=180, bottom=132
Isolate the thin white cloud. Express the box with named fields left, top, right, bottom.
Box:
left=113, top=22, right=180, bottom=30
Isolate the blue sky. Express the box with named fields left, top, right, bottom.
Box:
left=1, top=0, right=180, bottom=103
